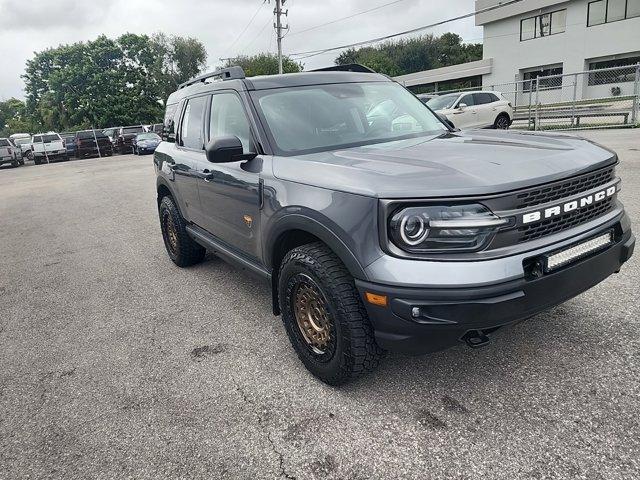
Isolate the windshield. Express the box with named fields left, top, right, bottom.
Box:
left=123, top=126, right=143, bottom=134
left=32, top=134, right=60, bottom=143
left=0, top=139, right=9, bottom=147
left=427, top=94, right=460, bottom=111
left=252, top=82, right=446, bottom=155
left=137, top=133, right=160, bottom=141
left=77, top=131, right=106, bottom=139
left=14, top=138, right=31, bottom=145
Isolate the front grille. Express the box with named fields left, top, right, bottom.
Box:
left=515, top=167, right=615, bottom=209
left=517, top=197, right=615, bottom=243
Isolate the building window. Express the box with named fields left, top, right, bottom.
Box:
left=588, top=56, right=640, bottom=85
left=522, top=66, right=564, bottom=92
left=520, top=9, right=567, bottom=40
left=588, top=0, right=640, bottom=26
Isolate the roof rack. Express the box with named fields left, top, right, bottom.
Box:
left=178, top=66, right=246, bottom=90
left=311, top=64, right=376, bottom=73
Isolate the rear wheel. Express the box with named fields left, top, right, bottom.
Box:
left=159, top=195, right=205, bottom=267
left=494, top=113, right=510, bottom=130
left=278, top=242, right=383, bottom=385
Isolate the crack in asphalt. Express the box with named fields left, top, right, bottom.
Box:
left=235, top=386, right=296, bottom=480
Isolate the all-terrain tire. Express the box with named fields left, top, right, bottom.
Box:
left=159, top=195, right=205, bottom=267
left=278, top=242, right=384, bottom=385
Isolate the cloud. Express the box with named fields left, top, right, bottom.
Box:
left=0, top=0, right=481, bottom=100
left=1, top=0, right=110, bottom=31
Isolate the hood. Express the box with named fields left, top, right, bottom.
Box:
left=271, top=130, right=617, bottom=198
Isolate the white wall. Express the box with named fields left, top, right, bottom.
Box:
left=482, top=0, right=640, bottom=89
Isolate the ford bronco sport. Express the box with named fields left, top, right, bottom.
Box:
left=154, top=67, right=635, bottom=385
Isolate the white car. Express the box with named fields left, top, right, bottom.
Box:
left=0, top=138, right=25, bottom=167
left=427, top=91, right=513, bottom=130
left=9, top=133, right=32, bottom=157
left=31, top=132, right=68, bottom=165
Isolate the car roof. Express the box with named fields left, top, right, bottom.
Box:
left=167, top=71, right=391, bottom=105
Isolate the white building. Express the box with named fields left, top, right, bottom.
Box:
left=395, top=0, right=640, bottom=101
left=478, top=0, right=640, bottom=101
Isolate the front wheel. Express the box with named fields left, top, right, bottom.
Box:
left=494, top=113, right=511, bottom=130
left=159, top=196, right=205, bottom=267
left=278, top=242, right=384, bottom=385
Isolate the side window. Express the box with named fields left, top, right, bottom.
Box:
left=459, top=94, right=475, bottom=107
left=180, top=96, right=207, bottom=149
left=163, top=103, right=178, bottom=142
left=209, top=93, right=253, bottom=153
left=474, top=93, right=493, bottom=105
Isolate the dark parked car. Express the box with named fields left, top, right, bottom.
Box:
left=61, top=132, right=77, bottom=157
left=116, top=125, right=144, bottom=154
left=75, top=130, right=113, bottom=158
left=154, top=67, right=635, bottom=385
left=132, top=132, right=161, bottom=155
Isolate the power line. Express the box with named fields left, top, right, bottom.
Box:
left=224, top=0, right=268, bottom=58
left=289, top=0, right=525, bottom=59
left=288, top=0, right=407, bottom=37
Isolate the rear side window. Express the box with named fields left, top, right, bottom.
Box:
left=180, top=96, right=207, bottom=149
left=209, top=93, right=253, bottom=152
left=0, top=139, right=9, bottom=147
left=163, top=104, right=179, bottom=141
left=473, top=93, right=494, bottom=105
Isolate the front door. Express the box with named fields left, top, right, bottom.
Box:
left=195, top=91, right=263, bottom=260
left=453, top=93, right=479, bottom=129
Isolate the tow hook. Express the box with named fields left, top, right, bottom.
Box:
left=462, top=330, right=491, bottom=349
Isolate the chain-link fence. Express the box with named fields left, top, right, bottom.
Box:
left=429, top=64, right=640, bottom=131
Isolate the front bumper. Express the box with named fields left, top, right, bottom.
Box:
left=357, top=223, right=635, bottom=355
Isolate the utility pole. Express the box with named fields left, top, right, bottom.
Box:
left=274, top=0, right=288, bottom=74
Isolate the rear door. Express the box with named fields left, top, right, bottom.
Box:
left=473, top=93, right=495, bottom=127
left=194, top=91, right=263, bottom=259
left=171, top=95, right=209, bottom=223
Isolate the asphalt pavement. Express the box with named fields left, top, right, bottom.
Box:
left=1, top=129, right=639, bottom=479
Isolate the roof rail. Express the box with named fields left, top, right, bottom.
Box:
left=178, top=66, right=246, bottom=90
left=311, top=64, right=376, bottom=73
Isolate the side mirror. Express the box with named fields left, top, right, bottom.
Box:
left=437, top=113, right=457, bottom=131
left=205, top=135, right=257, bottom=163
left=458, top=103, right=467, bottom=110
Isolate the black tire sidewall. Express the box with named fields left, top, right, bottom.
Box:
left=279, top=253, right=357, bottom=384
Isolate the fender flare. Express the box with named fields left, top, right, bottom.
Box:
left=264, top=211, right=368, bottom=281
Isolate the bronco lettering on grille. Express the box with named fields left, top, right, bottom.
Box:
left=522, top=185, right=617, bottom=225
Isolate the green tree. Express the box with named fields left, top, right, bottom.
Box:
left=222, top=53, right=303, bottom=77
left=0, top=98, right=32, bottom=136
left=21, top=32, right=207, bottom=133
left=335, top=33, right=482, bottom=77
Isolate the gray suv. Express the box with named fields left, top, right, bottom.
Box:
left=154, top=67, right=635, bottom=385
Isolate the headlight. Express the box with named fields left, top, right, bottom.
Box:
left=389, top=204, right=508, bottom=253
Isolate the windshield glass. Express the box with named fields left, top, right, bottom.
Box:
left=14, top=138, right=31, bottom=145
left=252, top=82, right=446, bottom=155
left=137, top=133, right=160, bottom=141
left=427, top=94, right=459, bottom=111
left=0, top=139, right=9, bottom=147
left=32, top=134, right=60, bottom=143
left=77, top=131, right=106, bottom=139
left=123, top=126, right=143, bottom=134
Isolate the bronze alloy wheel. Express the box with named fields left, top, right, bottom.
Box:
left=164, top=212, right=179, bottom=255
left=292, top=275, right=335, bottom=355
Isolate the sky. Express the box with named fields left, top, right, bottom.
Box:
left=0, top=0, right=482, bottom=100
